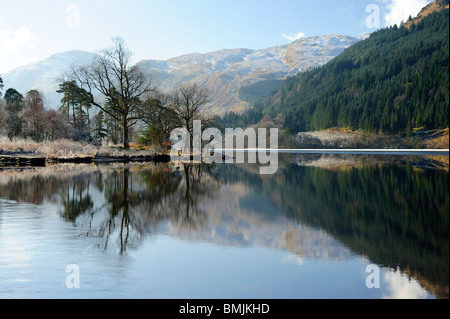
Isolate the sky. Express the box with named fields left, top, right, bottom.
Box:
left=0, top=0, right=432, bottom=74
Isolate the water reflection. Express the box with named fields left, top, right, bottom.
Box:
left=25, top=163, right=219, bottom=255
left=217, top=160, right=449, bottom=298
left=82, top=163, right=220, bottom=254
left=0, top=154, right=448, bottom=298
left=60, top=175, right=93, bottom=221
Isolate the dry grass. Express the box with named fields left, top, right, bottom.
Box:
left=298, top=128, right=449, bottom=150
left=0, top=136, right=158, bottom=158
left=2, top=128, right=447, bottom=159
left=419, top=128, right=449, bottom=149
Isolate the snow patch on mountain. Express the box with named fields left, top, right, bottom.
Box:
left=2, top=34, right=366, bottom=114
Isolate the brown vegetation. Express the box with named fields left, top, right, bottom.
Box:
left=295, top=128, right=449, bottom=150
left=0, top=136, right=172, bottom=166
left=404, top=0, right=449, bottom=29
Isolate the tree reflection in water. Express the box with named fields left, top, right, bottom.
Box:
left=0, top=158, right=447, bottom=298
left=73, top=163, right=220, bottom=255
left=60, top=175, right=93, bottom=221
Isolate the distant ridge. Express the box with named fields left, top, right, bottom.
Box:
left=2, top=34, right=365, bottom=114
left=230, top=2, right=449, bottom=134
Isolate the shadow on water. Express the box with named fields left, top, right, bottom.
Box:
left=0, top=153, right=448, bottom=298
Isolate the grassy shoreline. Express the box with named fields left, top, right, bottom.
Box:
left=0, top=136, right=169, bottom=157
left=1, top=128, right=448, bottom=163
left=0, top=137, right=172, bottom=167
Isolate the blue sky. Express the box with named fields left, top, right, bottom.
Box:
left=0, top=0, right=431, bottom=74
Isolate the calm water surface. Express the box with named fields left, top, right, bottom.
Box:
left=0, top=154, right=448, bottom=299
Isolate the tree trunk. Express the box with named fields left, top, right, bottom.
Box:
left=122, top=123, right=130, bottom=149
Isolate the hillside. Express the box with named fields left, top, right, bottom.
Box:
left=404, top=0, right=449, bottom=29
left=1, top=50, right=96, bottom=109
left=137, top=35, right=364, bottom=115
left=2, top=35, right=364, bottom=114
left=229, top=2, right=449, bottom=135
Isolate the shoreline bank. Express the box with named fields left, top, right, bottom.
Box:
left=0, top=153, right=171, bottom=168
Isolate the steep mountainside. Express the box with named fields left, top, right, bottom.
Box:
left=230, top=2, right=448, bottom=134
left=2, top=35, right=364, bottom=114
left=404, top=0, right=449, bottom=29
left=138, top=35, right=364, bottom=115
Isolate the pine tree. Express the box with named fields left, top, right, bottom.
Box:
left=57, top=80, right=93, bottom=140
left=57, top=81, right=80, bottom=125
left=93, top=111, right=107, bottom=140
left=0, top=75, right=4, bottom=98
left=3, top=88, right=24, bottom=140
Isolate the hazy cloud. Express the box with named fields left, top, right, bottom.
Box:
left=383, top=0, right=430, bottom=27
left=283, top=254, right=305, bottom=266
left=282, top=32, right=306, bottom=42
left=382, top=268, right=429, bottom=299
left=0, top=26, right=37, bottom=52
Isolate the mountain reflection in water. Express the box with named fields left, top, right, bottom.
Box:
left=0, top=154, right=448, bottom=298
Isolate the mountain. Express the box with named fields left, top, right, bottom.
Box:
left=2, top=50, right=96, bottom=109
left=137, top=34, right=365, bottom=115
left=231, top=1, right=449, bottom=134
left=2, top=35, right=365, bottom=114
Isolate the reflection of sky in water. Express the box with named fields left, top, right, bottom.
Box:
left=0, top=195, right=436, bottom=299
left=0, top=160, right=446, bottom=299
left=383, top=268, right=429, bottom=299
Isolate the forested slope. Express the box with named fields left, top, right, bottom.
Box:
left=224, top=8, right=449, bottom=135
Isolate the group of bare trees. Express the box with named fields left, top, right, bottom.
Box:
left=1, top=37, right=214, bottom=149
left=67, top=37, right=214, bottom=149
left=138, top=84, right=213, bottom=149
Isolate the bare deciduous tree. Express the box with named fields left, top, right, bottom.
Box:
left=139, top=92, right=180, bottom=148
left=138, top=84, right=216, bottom=151
left=69, top=37, right=154, bottom=149
left=169, top=84, right=211, bottom=136
left=167, top=84, right=218, bottom=153
left=44, top=110, right=69, bottom=141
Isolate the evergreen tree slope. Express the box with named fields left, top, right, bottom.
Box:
left=251, top=9, right=449, bottom=134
